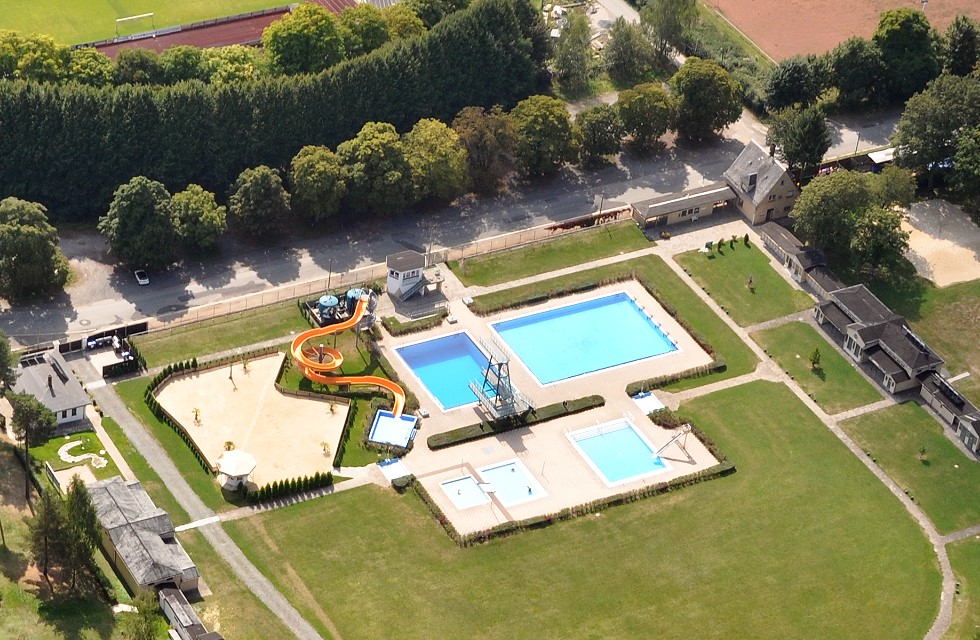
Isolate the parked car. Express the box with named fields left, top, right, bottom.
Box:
left=134, top=269, right=149, bottom=286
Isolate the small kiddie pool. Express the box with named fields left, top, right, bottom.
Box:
left=567, top=420, right=671, bottom=486
left=395, top=332, right=489, bottom=410
left=477, top=458, right=547, bottom=507
left=441, top=475, right=491, bottom=510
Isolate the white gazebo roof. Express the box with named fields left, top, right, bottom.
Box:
left=216, top=450, right=257, bottom=477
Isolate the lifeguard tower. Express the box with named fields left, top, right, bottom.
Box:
left=386, top=250, right=443, bottom=301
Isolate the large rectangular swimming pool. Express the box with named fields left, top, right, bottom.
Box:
left=395, top=332, right=489, bottom=410
left=491, top=291, right=678, bottom=384
left=568, top=420, right=670, bottom=486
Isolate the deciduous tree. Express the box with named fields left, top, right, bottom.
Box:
left=262, top=3, right=346, bottom=74
left=828, top=37, right=885, bottom=108
left=202, top=45, right=267, bottom=84
left=10, top=392, right=56, bottom=447
left=576, top=104, right=623, bottom=166
left=792, top=170, right=876, bottom=254
left=553, top=12, right=593, bottom=96
left=640, top=0, right=696, bottom=59
left=669, top=57, right=741, bottom=140
left=615, top=82, right=675, bottom=150
left=451, top=105, right=515, bottom=193
left=872, top=165, right=916, bottom=209
left=0, top=330, right=15, bottom=396
left=603, top=17, right=657, bottom=86
left=171, top=185, right=227, bottom=252
left=510, top=95, right=576, bottom=176
left=953, top=125, right=980, bottom=209
left=338, top=122, right=415, bottom=215
left=382, top=4, right=427, bottom=40
left=98, top=177, right=177, bottom=268
left=340, top=4, right=391, bottom=58
left=121, top=589, right=159, bottom=640
left=873, top=8, right=940, bottom=101
left=764, top=55, right=827, bottom=111
left=228, top=166, right=291, bottom=240
left=405, top=0, right=468, bottom=29
left=849, top=205, right=910, bottom=280
left=0, top=197, right=69, bottom=301
left=289, top=145, right=348, bottom=223
left=113, top=48, right=164, bottom=85
left=403, top=118, right=468, bottom=202
left=942, top=15, right=979, bottom=77
left=159, top=46, right=209, bottom=84
left=68, top=48, right=114, bottom=87
left=765, top=104, right=831, bottom=178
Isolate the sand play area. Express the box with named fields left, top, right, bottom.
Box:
left=154, top=353, right=348, bottom=488
left=903, top=200, right=980, bottom=287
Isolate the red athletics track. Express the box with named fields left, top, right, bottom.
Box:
left=96, top=0, right=356, bottom=58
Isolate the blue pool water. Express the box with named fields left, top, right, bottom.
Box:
left=440, top=476, right=490, bottom=510
left=492, top=292, right=677, bottom=384
left=395, top=333, right=489, bottom=410
left=478, top=460, right=546, bottom=506
left=570, top=421, right=669, bottom=485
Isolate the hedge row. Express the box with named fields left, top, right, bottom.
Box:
left=625, top=355, right=727, bottom=395
left=426, top=395, right=604, bottom=450
left=244, top=472, right=334, bottom=504
left=380, top=310, right=449, bottom=336
left=469, top=273, right=634, bottom=316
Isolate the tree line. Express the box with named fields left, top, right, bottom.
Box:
left=0, top=0, right=548, bottom=222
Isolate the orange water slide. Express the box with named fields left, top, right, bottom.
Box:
left=290, top=295, right=407, bottom=417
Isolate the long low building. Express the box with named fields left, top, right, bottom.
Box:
left=630, top=182, right=735, bottom=229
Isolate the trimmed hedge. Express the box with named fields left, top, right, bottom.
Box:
left=427, top=395, right=604, bottom=450
left=380, top=310, right=449, bottom=336
left=625, top=355, right=727, bottom=395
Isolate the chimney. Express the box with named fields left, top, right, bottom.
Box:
left=47, top=374, right=53, bottom=390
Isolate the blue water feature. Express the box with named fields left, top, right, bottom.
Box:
left=572, top=422, right=668, bottom=485
left=492, top=292, right=677, bottom=384
left=440, top=476, right=490, bottom=510
left=396, top=333, right=489, bottom=410
left=478, top=460, right=546, bottom=507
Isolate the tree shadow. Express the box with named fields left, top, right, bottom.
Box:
left=0, top=547, right=30, bottom=586
left=811, top=366, right=826, bottom=381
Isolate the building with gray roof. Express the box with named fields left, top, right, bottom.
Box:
left=724, top=140, right=799, bottom=225
left=12, top=349, right=90, bottom=426
left=90, top=477, right=199, bottom=594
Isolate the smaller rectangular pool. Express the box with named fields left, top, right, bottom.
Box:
left=395, top=332, right=489, bottom=410
left=568, top=420, right=671, bottom=486
left=477, top=459, right=547, bottom=507
left=440, top=476, right=490, bottom=510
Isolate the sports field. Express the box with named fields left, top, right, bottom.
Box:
left=703, top=0, right=980, bottom=59
left=0, top=0, right=284, bottom=45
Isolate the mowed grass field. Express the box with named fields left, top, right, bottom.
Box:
left=841, top=402, right=980, bottom=535
left=948, top=538, right=980, bottom=640
left=226, top=381, right=940, bottom=640
left=752, top=321, right=883, bottom=414
left=0, top=0, right=284, bottom=45
left=675, top=243, right=814, bottom=326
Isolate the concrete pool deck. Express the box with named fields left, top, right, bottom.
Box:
left=378, top=280, right=719, bottom=535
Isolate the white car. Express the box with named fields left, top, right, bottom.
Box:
left=134, top=269, right=150, bottom=286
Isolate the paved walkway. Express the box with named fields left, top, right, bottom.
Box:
left=68, top=355, right=326, bottom=640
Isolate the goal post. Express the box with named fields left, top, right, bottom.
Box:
left=115, top=12, right=156, bottom=37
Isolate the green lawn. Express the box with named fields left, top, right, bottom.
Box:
left=99, top=416, right=190, bottom=524
left=29, top=430, right=122, bottom=482
left=675, top=243, right=814, bottom=326
left=133, top=303, right=309, bottom=369
left=176, top=529, right=294, bottom=640
left=447, top=222, right=651, bottom=287
left=225, top=381, right=939, bottom=640
left=471, top=253, right=758, bottom=390
left=841, top=402, right=980, bottom=535
left=868, top=276, right=980, bottom=406
left=0, top=0, right=284, bottom=45
left=948, top=537, right=980, bottom=640
left=751, top=321, right=883, bottom=414
left=114, top=378, right=240, bottom=514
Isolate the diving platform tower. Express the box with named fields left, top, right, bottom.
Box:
left=469, top=336, right=533, bottom=420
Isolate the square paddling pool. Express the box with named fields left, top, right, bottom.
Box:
left=477, top=458, right=547, bottom=507
left=567, top=420, right=671, bottom=486
left=395, top=332, right=489, bottom=410
left=491, top=292, right=678, bottom=384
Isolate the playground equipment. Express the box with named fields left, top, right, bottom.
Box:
left=291, top=294, right=407, bottom=417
